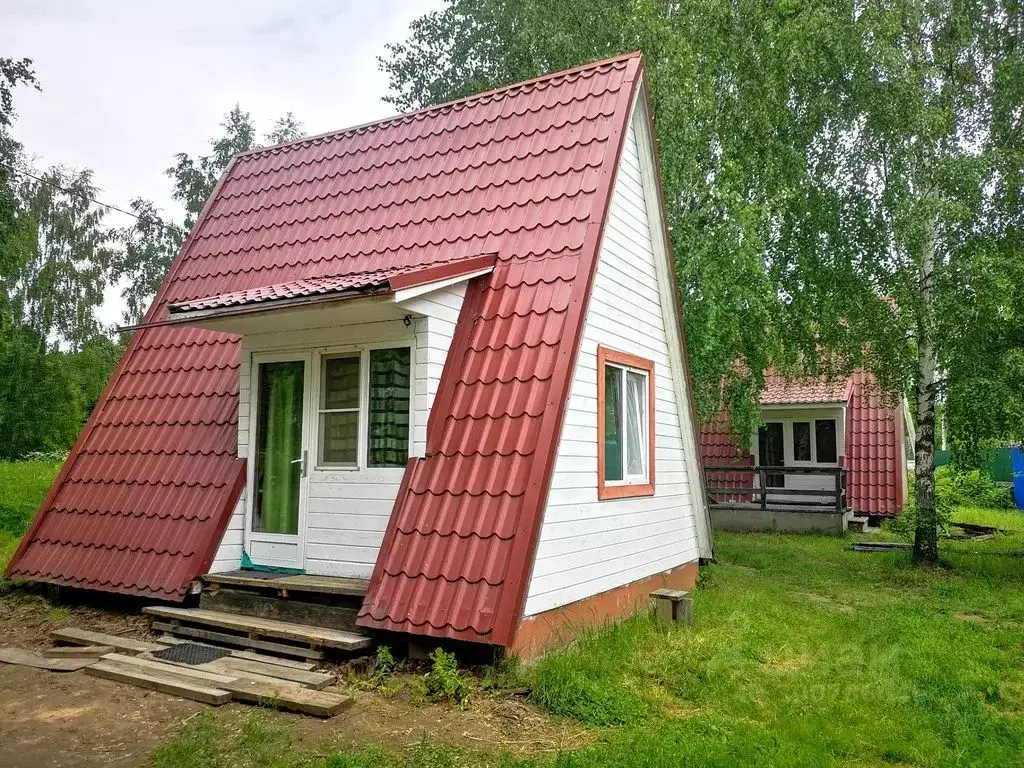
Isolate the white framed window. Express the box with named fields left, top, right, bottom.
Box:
left=598, top=346, right=655, bottom=499
left=317, top=345, right=412, bottom=469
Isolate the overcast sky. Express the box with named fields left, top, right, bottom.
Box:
left=1, top=0, right=441, bottom=325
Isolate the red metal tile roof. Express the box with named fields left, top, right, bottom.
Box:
left=698, top=371, right=904, bottom=516
left=760, top=373, right=852, bottom=405
left=7, top=53, right=645, bottom=638
left=357, top=56, right=643, bottom=645
left=168, top=255, right=497, bottom=314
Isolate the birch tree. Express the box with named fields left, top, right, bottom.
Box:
left=381, top=0, right=1022, bottom=563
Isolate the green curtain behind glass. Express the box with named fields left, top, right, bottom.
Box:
left=256, top=361, right=303, bottom=534
left=368, top=348, right=411, bottom=467
left=604, top=365, right=623, bottom=481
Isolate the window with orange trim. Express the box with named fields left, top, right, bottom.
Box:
left=597, top=346, right=655, bottom=499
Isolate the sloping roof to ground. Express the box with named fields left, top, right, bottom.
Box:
left=357, top=55, right=643, bottom=645
left=7, top=53, right=647, bottom=637
left=697, top=371, right=904, bottom=515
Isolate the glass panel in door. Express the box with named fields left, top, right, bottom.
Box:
left=253, top=360, right=305, bottom=535
left=758, top=422, right=785, bottom=488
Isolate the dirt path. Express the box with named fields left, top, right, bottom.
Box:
left=0, top=663, right=204, bottom=767
left=0, top=591, right=587, bottom=765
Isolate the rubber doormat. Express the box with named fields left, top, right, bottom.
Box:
left=151, top=642, right=231, bottom=665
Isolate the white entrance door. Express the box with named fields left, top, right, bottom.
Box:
left=245, top=352, right=312, bottom=570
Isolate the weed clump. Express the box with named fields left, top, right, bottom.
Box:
left=422, top=648, right=470, bottom=709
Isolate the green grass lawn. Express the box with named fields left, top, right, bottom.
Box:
left=0, top=459, right=62, bottom=575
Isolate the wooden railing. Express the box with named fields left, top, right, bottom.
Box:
left=703, top=465, right=848, bottom=513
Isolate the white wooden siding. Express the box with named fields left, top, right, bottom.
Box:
left=208, top=286, right=466, bottom=575
left=523, top=99, right=707, bottom=616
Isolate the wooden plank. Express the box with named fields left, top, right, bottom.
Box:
left=157, top=635, right=318, bottom=670
left=52, top=628, right=165, bottom=653
left=41, top=645, right=114, bottom=658
left=86, top=660, right=230, bottom=705
left=201, top=572, right=368, bottom=597
left=102, top=653, right=239, bottom=685
left=151, top=621, right=325, bottom=660
left=143, top=606, right=372, bottom=651
left=231, top=650, right=318, bottom=671
left=221, top=678, right=354, bottom=718
left=0, top=646, right=96, bottom=671
left=136, top=651, right=305, bottom=689
left=215, top=657, right=335, bottom=689
left=200, top=589, right=359, bottom=632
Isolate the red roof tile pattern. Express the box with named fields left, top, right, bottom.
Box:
left=697, top=371, right=905, bottom=516
left=169, top=255, right=497, bottom=314
left=760, top=373, right=852, bottom=405
left=170, top=269, right=404, bottom=313
left=358, top=57, right=643, bottom=645
left=844, top=371, right=904, bottom=516
left=7, top=54, right=644, bottom=636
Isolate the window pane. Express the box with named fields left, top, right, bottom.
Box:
left=816, top=419, right=838, bottom=463
left=603, top=364, right=623, bottom=481
left=368, top=347, right=411, bottom=467
left=625, top=370, right=646, bottom=477
left=253, top=361, right=304, bottom=534
left=320, top=411, right=358, bottom=465
left=793, top=421, right=811, bottom=461
left=323, top=356, right=360, bottom=409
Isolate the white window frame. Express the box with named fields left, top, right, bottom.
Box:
left=312, top=342, right=415, bottom=471
left=603, top=363, right=650, bottom=486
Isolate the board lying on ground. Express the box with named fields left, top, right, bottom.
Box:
left=51, top=627, right=166, bottom=653
left=42, top=645, right=114, bottom=658
left=0, top=646, right=96, bottom=671
left=85, top=652, right=352, bottom=716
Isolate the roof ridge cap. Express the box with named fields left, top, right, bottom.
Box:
left=234, top=51, right=643, bottom=161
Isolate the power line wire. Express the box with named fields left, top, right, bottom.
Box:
left=2, top=163, right=187, bottom=237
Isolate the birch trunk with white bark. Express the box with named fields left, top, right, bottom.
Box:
left=913, top=215, right=939, bottom=564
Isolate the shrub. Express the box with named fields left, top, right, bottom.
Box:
left=422, top=648, right=470, bottom=709
left=936, top=467, right=1014, bottom=509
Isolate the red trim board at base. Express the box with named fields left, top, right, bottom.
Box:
left=511, top=560, right=699, bottom=660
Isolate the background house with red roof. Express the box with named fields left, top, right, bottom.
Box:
left=6, top=53, right=713, bottom=657
left=699, top=371, right=912, bottom=524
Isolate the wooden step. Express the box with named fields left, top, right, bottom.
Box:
left=86, top=660, right=231, bottom=706
left=144, top=606, right=372, bottom=651
left=201, top=572, right=368, bottom=597
left=152, top=622, right=325, bottom=660
left=200, top=588, right=359, bottom=632
left=52, top=628, right=165, bottom=654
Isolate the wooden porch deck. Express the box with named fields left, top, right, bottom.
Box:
left=201, top=571, right=369, bottom=598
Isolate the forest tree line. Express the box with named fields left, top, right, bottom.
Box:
left=0, top=57, right=303, bottom=460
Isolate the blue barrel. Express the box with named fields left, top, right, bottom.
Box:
left=1012, top=446, right=1024, bottom=510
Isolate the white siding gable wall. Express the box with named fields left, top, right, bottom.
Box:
left=523, top=96, right=711, bottom=617
left=209, top=284, right=467, bottom=576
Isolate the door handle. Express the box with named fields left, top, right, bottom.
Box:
left=290, top=450, right=308, bottom=478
